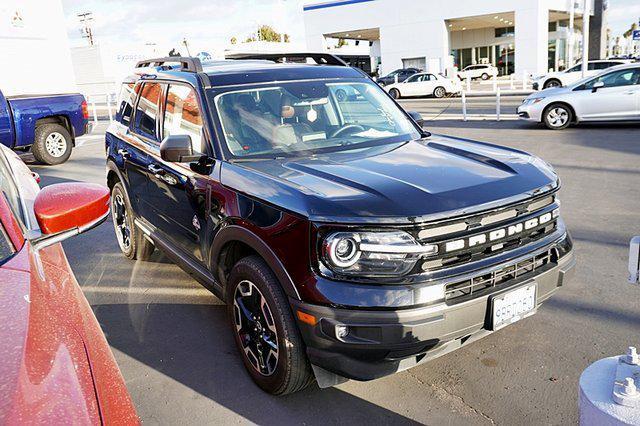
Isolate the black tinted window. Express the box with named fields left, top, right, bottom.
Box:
left=133, top=83, right=162, bottom=140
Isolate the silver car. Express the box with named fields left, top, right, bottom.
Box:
left=518, top=63, right=640, bottom=130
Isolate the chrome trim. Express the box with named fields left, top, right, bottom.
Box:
left=359, top=243, right=438, bottom=255
left=30, top=210, right=110, bottom=251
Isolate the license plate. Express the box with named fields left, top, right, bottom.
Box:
left=491, top=284, right=537, bottom=330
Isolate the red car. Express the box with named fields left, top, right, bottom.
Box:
left=0, top=144, right=138, bottom=424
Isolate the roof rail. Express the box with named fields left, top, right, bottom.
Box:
left=135, top=57, right=203, bottom=73
left=228, top=53, right=348, bottom=67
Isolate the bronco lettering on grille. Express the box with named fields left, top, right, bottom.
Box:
left=444, top=209, right=558, bottom=254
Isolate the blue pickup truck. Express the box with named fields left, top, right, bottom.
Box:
left=0, top=89, right=91, bottom=165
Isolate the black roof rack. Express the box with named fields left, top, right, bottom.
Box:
left=135, top=57, right=203, bottom=73
left=228, top=53, right=348, bottom=67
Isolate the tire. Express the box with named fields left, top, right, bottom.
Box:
left=543, top=103, right=573, bottom=130
left=227, top=256, right=313, bottom=395
left=31, top=123, right=72, bottom=165
left=433, top=86, right=446, bottom=98
left=389, top=88, right=401, bottom=99
left=110, top=182, right=154, bottom=260
left=481, top=73, right=489, bottom=80
left=543, top=79, right=562, bottom=90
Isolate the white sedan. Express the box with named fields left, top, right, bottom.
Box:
left=517, top=63, right=640, bottom=130
left=532, top=59, right=629, bottom=90
left=385, top=73, right=461, bottom=99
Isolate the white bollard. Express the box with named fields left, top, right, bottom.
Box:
left=510, top=74, right=515, bottom=90
left=395, top=75, right=399, bottom=84
left=461, top=91, right=467, bottom=122
left=522, top=70, right=527, bottom=90
left=496, top=88, right=501, bottom=121
left=106, top=95, right=113, bottom=122
left=91, top=99, right=98, bottom=124
left=466, top=77, right=471, bottom=93
left=493, top=74, right=497, bottom=92
left=629, top=236, right=640, bottom=284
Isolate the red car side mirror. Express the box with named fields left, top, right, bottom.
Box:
left=31, top=183, right=110, bottom=250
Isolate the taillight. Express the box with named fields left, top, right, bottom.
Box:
left=81, top=100, right=89, bottom=120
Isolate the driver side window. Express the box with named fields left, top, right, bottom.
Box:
left=582, top=69, right=640, bottom=90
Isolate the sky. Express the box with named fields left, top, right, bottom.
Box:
left=61, top=0, right=640, bottom=53
left=61, top=0, right=309, bottom=54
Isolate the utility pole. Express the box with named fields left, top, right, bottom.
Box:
left=77, top=12, right=94, bottom=46
left=581, top=0, right=590, bottom=78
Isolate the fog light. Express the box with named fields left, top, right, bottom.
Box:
left=335, top=325, right=349, bottom=339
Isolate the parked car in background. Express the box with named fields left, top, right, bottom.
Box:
left=0, top=89, right=90, bottom=165
left=385, top=72, right=461, bottom=99
left=376, top=68, right=421, bottom=86
left=457, top=64, right=498, bottom=80
left=107, top=54, right=574, bottom=395
left=518, top=63, right=640, bottom=129
left=0, top=144, right=138, bottom=423
left=532, top=59, right=630, bottom=90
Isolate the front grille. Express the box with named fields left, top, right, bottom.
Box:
left=411, top=193, right=559, bottom=273
left=444, top=248, right=558, bottom=304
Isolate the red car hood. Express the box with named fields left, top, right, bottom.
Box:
left=0, top=247, right=102, bottom=424
left=0, top=244, right=138, bottom=424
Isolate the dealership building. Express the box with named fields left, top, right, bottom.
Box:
left=303, top=0, right=607, bottom=77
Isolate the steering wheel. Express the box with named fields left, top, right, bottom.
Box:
left=330, top=124, right=366, bottom=139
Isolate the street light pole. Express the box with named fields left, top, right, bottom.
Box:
left=581, top=0, right=590, bottom=78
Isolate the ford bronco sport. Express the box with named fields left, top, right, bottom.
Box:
left=106, top=54, right=575, bottom=395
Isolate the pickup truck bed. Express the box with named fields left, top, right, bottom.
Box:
left=0, top=90, right=90, bottom=165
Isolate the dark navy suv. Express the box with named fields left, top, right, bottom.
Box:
left=106, top=54, right=575, bottom=395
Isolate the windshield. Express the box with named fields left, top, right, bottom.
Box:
left=210, top=80, right=421, bottom=159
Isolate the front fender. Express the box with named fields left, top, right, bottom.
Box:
left=210, top=225, right=301, bottom=301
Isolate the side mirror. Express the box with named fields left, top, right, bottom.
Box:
left=407, top=110, right=425, bottom=127
left=31, top=183, right=110, bottom=250
left=407, top=110, right=431, bottom=138
left=592, top=81, right=605, bottom=92
left=160, top=134, right=195, bottom=162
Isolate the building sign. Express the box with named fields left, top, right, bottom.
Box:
left=633, top=30, right=640, bottom=41
left=0, top=4, right=45, bottom=39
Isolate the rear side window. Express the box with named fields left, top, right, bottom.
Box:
left=0, top=155, right=24, bottom=224
left=133, top=83, right=162, bottom=141
left=116, top=83, right=136, bottom=126
left=163, top=85, right=205, bottom=154
left=0, top=224, right=14, bottom=265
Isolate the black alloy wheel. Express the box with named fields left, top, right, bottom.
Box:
left=233, top=279, right=280, bottom=376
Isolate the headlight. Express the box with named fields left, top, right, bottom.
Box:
left=524, top=97, right=545, bottom=105
left=321, top=230, right=438, bottom=277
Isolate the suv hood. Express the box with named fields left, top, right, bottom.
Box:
left=221, top=135, right=558, bottom=224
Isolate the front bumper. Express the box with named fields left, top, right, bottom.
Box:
left=292, top=236, right=575, bottom=383
left=517, top=103, right=543, bottom=122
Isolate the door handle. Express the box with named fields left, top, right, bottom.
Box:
left=148, top=164, right=165, bottom=176
left=623, top=90, right=637, bottom=95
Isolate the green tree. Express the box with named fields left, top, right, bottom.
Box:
left=230, top=36, right=237, bottom=45
left=336, top=38, right=347, bottom=48
left=623, top=22, right=638, bottom=38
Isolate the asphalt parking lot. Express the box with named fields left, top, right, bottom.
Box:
left=26, top=105, right=640, bottom=425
